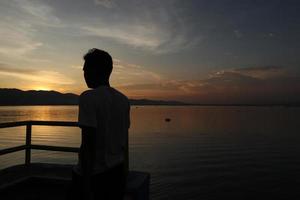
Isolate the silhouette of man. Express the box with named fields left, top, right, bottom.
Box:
left=70, top=48, right=130, bottom=200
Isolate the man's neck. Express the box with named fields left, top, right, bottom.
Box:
left=100, top=81, right=110, bottom=86
left=94, top=81, right=110, bottom=88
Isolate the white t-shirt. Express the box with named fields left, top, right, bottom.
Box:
left=77, top=86, right=130, bottom=174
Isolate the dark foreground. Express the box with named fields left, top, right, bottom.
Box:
left=0, top=163, right=150, bottom=200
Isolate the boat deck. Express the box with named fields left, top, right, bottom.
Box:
left=0, top=121, right=150, bottom=199
left=0, top=163, right=150, bottom=200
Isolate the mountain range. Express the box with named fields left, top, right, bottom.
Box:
left=0, top=88, right=187, bottom=106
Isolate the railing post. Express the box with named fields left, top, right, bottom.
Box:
left=125, top=131, right=129, bottom=177
left=25, top=122, right=32, bottom=165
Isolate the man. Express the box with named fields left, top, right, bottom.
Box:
left=70, top=48, right=130, bottom=200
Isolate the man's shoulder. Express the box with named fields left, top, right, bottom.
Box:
left=79, top=87, right=129, bottom=103
left=79, top=89, right=100, bottom=105
left=110, top=87, right=129, bottom=102
left=80, top=87, right=108, bottom=98
left=80, top=89, right=94, bottom=99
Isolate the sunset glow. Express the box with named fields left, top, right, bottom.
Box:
left=0, top=0, right=299, bottom=103
left=32, top=86, right=51, bottom=91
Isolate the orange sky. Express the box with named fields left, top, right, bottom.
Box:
left=0, top=0, right=300, bottom=103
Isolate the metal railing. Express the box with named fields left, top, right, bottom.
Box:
left=0, top=120, right=129, bottom=172
left=0, top=121, right=79, bottom=165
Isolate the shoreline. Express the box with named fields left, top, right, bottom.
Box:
left=0, top=104, right=299, bottom=107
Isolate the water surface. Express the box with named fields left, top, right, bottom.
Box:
left=0, top=106, right=300, bottom=199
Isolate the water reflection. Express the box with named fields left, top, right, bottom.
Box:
left=0, top=106, right=300, bottom=199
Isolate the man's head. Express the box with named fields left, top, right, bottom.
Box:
left=83, top=48, right=113, bottom=88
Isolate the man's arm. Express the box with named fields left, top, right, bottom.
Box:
left=80, top=126, right=96, bottom=198
left=81, top=126, right=96, bottom=177
left=125, top=102, right=130, bottom=176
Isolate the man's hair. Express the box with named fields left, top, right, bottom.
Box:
left=83, top=48, right=113, bottom=79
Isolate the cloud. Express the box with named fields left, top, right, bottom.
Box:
left=80, top=1, right=203, bottom=54
left=1, top=0, right=202, bottom=56
left=94, top=0, right=115, bottom=8
left=82, top=24, right=164, bottom=50
left=0, top=63, right=37, bottom=74
left=0, top=64, right=74, bottom=85
left=0, top=0, right=62, bottom=60
left=234, top=30, right=243, bottom=38
left=235, top=66, right=282, bottom=72
left=69, top=58, right=162, bottom=86
left=111, top=59, right=162, bottom=85
left=118, top=66, right=300, bottom=103
left=229, top=66, right=286, bottom=79
left=0, top=19, right=42, bottom=58
left=82, top=24, right=202, bottom=54
left=14, top=0, right=61, bottom=26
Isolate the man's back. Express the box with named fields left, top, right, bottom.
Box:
left=69, top=49, right=129, bottom=200
left=78, top=85, right=130, bottom=174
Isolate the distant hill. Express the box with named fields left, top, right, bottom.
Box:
left=0, top=88, right=188, bottom=106
left=130, top=99, right=186, bottom=106
left=0, top=88, right=78, bottom=105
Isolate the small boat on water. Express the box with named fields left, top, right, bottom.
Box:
left=0, top=121, right=150, bottom=200
left=165, top=118, right=171, bottom=122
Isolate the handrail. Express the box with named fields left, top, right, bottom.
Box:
left=0, top=121, right=28, bottom=128
left=0, top=120, right=78, bottom=128
left=31, top=144, right=79, bottom=153
left=0, top=121, right=80, bottom=165
left=0, top=145, right=27, bottom=156
left=0, top=120, right=129, bottom=177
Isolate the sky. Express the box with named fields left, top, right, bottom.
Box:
left=0, top=0, right=300, bottom=103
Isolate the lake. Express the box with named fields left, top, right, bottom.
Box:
left=0, top=106, right=300, bottom=199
